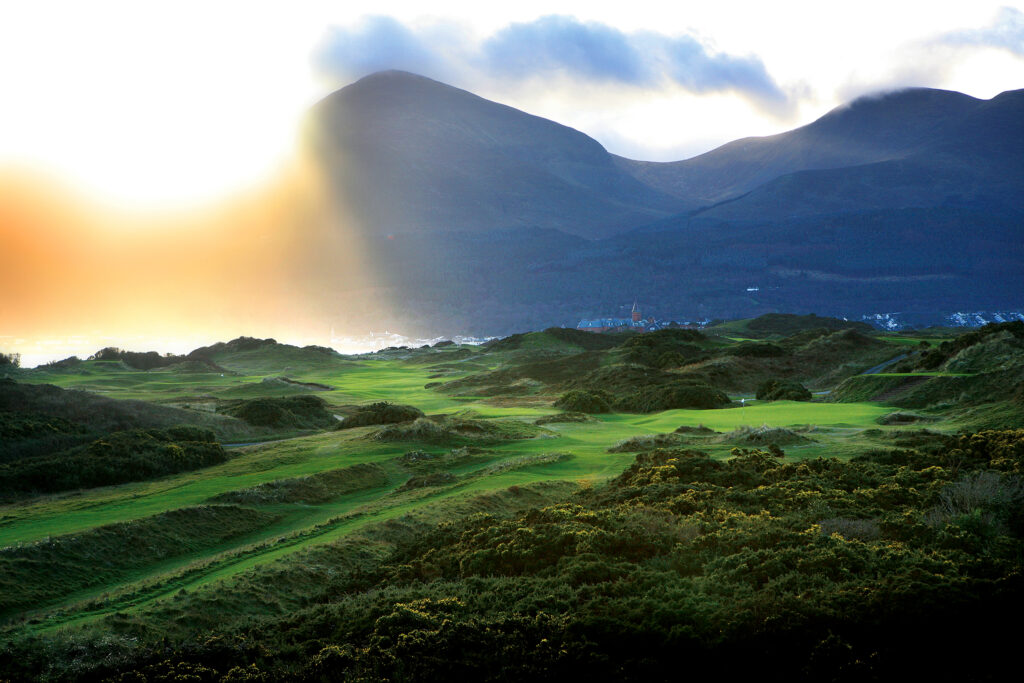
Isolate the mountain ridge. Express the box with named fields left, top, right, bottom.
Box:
left=611, top=87, right=1005, bottom=205
left=308, top=70, right=690, bottom=239
left=299, top=72, right=1023, bottom=334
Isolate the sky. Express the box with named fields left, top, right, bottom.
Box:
left=1, top=0, right=1023, bottom=208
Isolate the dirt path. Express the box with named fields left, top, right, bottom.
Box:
left=862, top=354, right=908, bottom=375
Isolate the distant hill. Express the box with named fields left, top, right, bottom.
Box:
left=298, top=75, right=1023, bottom=334
left=710, top=314, right=875, bottom=338
left=5, top=74, right=1020, bottom=339
left=613, top=88, right=988, bottom=204
left=307, top=70, right=688, bottom=239
left=689, top=89, right=1024, bottom=222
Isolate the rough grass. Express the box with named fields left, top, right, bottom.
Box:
left=339, top=402, right=425, bottom=429
left=0, top=378, right=261, bottom=444
left=397, top=472, right=458, bottom=491
left=721, top=425, right=816, bottom=446
left=876, top=412, right=939, bottom=425
left=756, top=378, right=812, bottom=401
left=553, top=390, right=611, bottom=414
left=0, top=505, right=280, bottom=617
left=674, top=424, right=717, bottom=435
left=711, top=313, right=874, bottom=338
left=829, top=375, right=922, bottom=402
left=221, top=395, right=339, bottom=430
left=0, top=330, right=981, bottom=641
left=607, top=433, right=685, bottom=452
left=373, top=416, right=546, bottom=445
left=534, top=412, right=597, bottom=425
left=209, top=464, right=389, bottom=505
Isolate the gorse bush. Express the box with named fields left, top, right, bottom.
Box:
left=617, top=380, right=731, bottom=412
left=223, top=396, right=338, bottom=430
left=553, top=390, right=612, bottom=414
left=4, top=432, right=1024, bottom=682
left=756, top=378, right=812, bottom=401
left=340, top=402, right=424, bottom=429
left=620, top=329, right=707, bottom=368
left=0, top=427, right=227, bottom=497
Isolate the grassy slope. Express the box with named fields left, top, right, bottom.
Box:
left=0, top=330, right=1008, bottom=652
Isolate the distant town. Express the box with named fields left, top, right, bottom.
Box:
left=576, top=304, right=1024, bottom=334
left=862, top=311, right=1024, bottom=331
left=576, top=302, right=710, bottom=333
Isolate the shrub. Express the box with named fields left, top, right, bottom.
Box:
left=534, top=412, right=596, bottom=425
left=818, top=517, right=881, bottom=541
left=730, top=342, right=787, bottom=358
left=620, top=330, right=706, bottom=368
left=756, top=379, right=812, bottom=401
left=223, top=396, right=338, bottom=430
left=340, top=402, right=425, bottom=429
left=674, top=424, right=717, bottom=434
left=724, top=425, right=814, bottom=446
left=618, top=380, right=731, bottom=412
left=925, top=471, right=1024, bottom=533
left=553, top=390, right=612, bottom=414
left=0, top=427, right=227, bottom=496
left=375, top=418, right=452, bottom=443
left=398, top=472, right=458, bottom=491
left=607, top=433, right=685, bottom=452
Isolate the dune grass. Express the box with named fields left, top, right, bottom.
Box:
left=0, top=345, right=944, bottom=639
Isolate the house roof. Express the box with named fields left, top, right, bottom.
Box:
left=577, top=318, right=642, bottom=329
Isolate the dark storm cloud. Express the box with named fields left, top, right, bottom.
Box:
left=941, top=6, right=1024, bottom=55
left=315, top=15, right=791, bottom=115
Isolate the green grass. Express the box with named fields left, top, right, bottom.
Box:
left=0, top=342, right=964, bottom=639
left=0, top=504, right=281, bottom=618
left=872, top=371, right=973, bottom=377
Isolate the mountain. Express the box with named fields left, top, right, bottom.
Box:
left=613, top=88, right=986, bottom=204
left=300, top=75, right=1023, bottom=335
left=307, top=70, right=688, bottom=239
left=688, top=89, right=1024, bottom=222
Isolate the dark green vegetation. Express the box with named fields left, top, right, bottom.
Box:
left=757, top=378, right=812, bottom=401
left=339, top=402, right=425, bottom=428
left=89, top=347, right=224, bottom=372
left=712, top=313, right=875, bottom=338
left=4, top=432, right=1021, bottom=681
left=829, top=321, right=1024, bottom=428
left=553, top=390, right=611, bottom=414
left=1, top=321, right=1022, bottom=680
left=0, top=378, right=260, bottom=460
left=0, top=427, right=226, bottom=499
left=0, top=505, right=279, bottom=618
left=209, top=464, right=388, bottom=505
left=222, top=396, right=339, bottom=430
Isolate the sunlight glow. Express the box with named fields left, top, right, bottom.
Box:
left=0, top=2, right=323, bottom=208
left=1, top=1, right=1020, bottom=205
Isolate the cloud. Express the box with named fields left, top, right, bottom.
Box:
left=314, top=15, right=791, bottom=115
left=313, top=16, right=456, bottom=83
left=480, top=16, right=649, bottom=84
left=658, top=34, right=787, bottom=107
left=836, top=6, right=1024, bottom=103
left=941, top=6, right=1024, bottom=55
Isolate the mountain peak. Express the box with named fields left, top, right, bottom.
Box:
left=336, top=70, right=477, bottom=106
left=308, top=71, right=685, bottom=239
left=816, top=87, right=979, bottom=128
left=350, top=69, right=451, bottom=89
